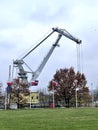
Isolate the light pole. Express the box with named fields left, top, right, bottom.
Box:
left=29, top=85, right=31, bottom=109
left=75, top=88, right=78, bottom=108
left=52, top=85, right=55, bottom=108
left=74, top=80, right=78, bottom=108
left=5, top=92, right=7, bottom=110
left=52, top=80, right=58, bottom=108
left=91, top=83, right=94, bottom=107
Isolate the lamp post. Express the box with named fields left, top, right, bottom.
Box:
left=4, top=86, right=7, bottom=110
left=75, top=88, right=78, bottom=108
left=91, top=83, right=94, bottom=107
left=52, top=85, right=55, bottom=108
left=30, top=90, right=32, bottom=109
left=74, top=80, right=78, bottom=108
left=52, top=80, right=58, bottom=108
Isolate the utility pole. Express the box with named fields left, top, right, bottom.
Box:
left=91, top=83, right=94, bottom=107
left=52, top=85, right=55, bottom=108
left=52, top=80, right=58, bottom=108
left=74, top=80, right=78, bottom=108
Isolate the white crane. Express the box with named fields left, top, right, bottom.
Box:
left=13, top=27, right=82, bottom=87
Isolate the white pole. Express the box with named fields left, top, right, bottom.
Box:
left=74, top=80, right=78, bottom=108
left=53, top=86, right=54, bottom=108
left=5, top=92, right=7, bottom=110
left=91, top=83, right=94, bottom=107
left=75, top=88, right=78, bottom=108
left=30, top=91, right=31, bottom=109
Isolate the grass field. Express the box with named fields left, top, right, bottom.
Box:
left=0, top=108, right=98, bottom=130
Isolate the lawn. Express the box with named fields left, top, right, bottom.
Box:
left=0, top=108, right=98, bottom=130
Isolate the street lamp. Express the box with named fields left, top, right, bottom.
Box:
left=75, top=88, right=79, bottom=108
left=74, top=80, right=78, bottom=108
left=52, top=80, right=58, bottom=108
left=91, top=83, right=94, bottom=107
left=29, top=85, right=32, bottom=109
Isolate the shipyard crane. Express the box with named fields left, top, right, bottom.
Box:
left=13, top=27, right=82, bottom=87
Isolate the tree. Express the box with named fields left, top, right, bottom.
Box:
left=10, top=78, right=30, bottom=108
left=48, top=67, right=90, bottom=107
left=76, top=86, right=91, bottom=107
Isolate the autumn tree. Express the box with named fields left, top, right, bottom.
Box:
left=10, top=78, right=30, bottom=108
left=48, top=67, right=90, bottom=107
left=77, top=86, right=91, bottom=107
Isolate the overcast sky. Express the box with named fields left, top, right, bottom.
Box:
left=0, top=0, right=98, bottom=91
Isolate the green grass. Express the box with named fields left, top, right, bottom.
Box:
left=0, top=108, right=98, bottom=130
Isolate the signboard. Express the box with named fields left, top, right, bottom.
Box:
left=19, top=92, right=39, bottom=104
left=30, top=92, right=39, bottom=104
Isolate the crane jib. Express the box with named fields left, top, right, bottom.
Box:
left=52, top=27, right=82, bottom=44
left=13, top=27, right=82, bottom=86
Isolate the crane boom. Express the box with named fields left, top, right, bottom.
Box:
left=32, top=34, right=62, bottom=81
left=13, top=30, right=55, bottom=84
left=21, top=30, right=55, bottom=60
left=13, top=27, right=82, bottom=86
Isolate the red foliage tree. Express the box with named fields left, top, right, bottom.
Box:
left=48, top=67, right=90, bottom=107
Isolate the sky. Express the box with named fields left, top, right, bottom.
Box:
left=0, top=0, right=98, bottom=91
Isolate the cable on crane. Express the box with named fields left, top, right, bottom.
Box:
left=76, top=43, right=83, bottom=73
left=17, top=29, right=53, bottom=60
